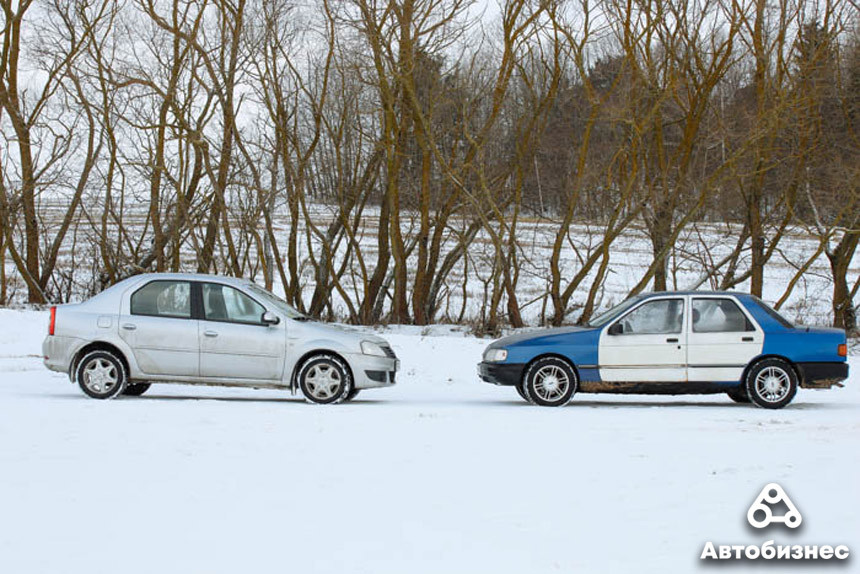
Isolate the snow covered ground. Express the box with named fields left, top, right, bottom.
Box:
left=0, top=308, right=858, bottom=573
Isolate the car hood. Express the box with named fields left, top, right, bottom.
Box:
left=488, top=325, right=597, bottom=348
left=296, top=319, right=388, bottom=345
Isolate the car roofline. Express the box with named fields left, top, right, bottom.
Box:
left=125, top=272, right=252, bottom=287
left=640, top=290, right=747, bottom=297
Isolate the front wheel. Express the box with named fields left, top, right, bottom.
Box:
left=344, top=388, right=361, bottom=401
left=76, top=350, right=127, bottom=399
left=298, top=354, right=353, bottom=405
left=745, top=359, right=798, bottom=409
left=522, top=357, right=577, bottom=407
left=515, top=384, right=531, bottom=403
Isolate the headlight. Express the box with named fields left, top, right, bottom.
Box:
left=483, top=348, right=508, bottom=362
left=361, top=341, right=387, bottom=357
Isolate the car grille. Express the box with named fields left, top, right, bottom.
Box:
left=380, top=344, right=397, bottom=359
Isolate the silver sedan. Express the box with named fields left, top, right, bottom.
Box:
left=42, top=273, right=399, bottom=404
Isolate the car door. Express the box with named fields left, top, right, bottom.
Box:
left=119, top=279, right=200, bottom=377
left=687, top=296, right=763, bottom=382
left=598, top=297, right=687, bottom=382
left=198, top=282, right=287, bottom=382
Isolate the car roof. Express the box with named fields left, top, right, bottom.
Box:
left=640, top=290, right=750, bottom=298
left=76, top=273, right=260, bottom=310
left=122, top=272, right=253, bottom=288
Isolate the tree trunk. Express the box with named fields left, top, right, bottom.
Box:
left=827, top=231, right=859, bottom=333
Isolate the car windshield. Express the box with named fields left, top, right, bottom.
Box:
left=587, top=295, right=646, bottom=328
left=245, top=284, right=310, bottom=321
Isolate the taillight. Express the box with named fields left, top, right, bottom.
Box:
left=49, top=306, right=56, bottom=336
left=838, top=344, right=847, bottom=357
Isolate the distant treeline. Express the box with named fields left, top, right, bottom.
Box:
left=0, top=0, right=857, bottom=332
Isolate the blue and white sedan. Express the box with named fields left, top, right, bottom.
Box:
left=478, top=292, right=849, bottom=408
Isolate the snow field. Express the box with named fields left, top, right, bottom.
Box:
left=0, top=309, right=857, bottom=573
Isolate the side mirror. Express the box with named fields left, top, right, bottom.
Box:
left=608, top=322, right=623, bottom=336
left=262, top=311, right=280, bottom=326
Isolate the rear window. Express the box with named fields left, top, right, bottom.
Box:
left=131, top=281, right=191, bottom=318
left=692, top=298, right=754, bottom=332
left=750, top=296, right=794, bottom=329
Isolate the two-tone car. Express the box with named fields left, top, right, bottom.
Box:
left=478, top=291, right=849, bottom=408
left=42, top=273, right=399, bottom=403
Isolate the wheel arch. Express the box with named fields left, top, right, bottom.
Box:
left=742, top=354, right=801, bottom=385
left=522, top=353, right=580, bottom=384
left=290, top=349, right=355, bottom=391
left=72, top=341, right=131, bottom=381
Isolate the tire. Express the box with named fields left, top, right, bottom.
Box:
left=726, top=387, right=751, bottom=403
left=522, top=356, right=577, bottom=407
left=123, top=383, right=151, bottom=397
left=515, top=384, right=528, bottom=401
left=344, top=388, right=361, bottom=401
left=744, top=358, right=798, bottom=410
left=298, top=354, right=353, bottom=405
left=76, top=350, right=127, bottom=400
left=515, top=384, right=533, bottom=404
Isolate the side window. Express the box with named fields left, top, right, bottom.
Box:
left=615, top=299, right=684, bottom=335
left=692, top=298, right=754, bottom=332
left=203, top=283, right=265, bottom=325
left=131, top=281, right=191, bottom=318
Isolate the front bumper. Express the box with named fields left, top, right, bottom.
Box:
left=347, top=353, right=399, bottom=389
left=797, top=362, right=849, bottom=389
left=477, top=361, right=525, bottom=386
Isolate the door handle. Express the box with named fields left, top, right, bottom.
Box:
left=204, top=330, right=219, bottom=337
left=742, top=336, right=754, bottom=342
left=666, top=337, right=679, bottom=343
left=122, top=323, right=137, bottom=331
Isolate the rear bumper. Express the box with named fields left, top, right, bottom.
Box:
left=797, top=362, right=849, bottom=389
left=478, top=362, right=525, bottom=386
left=42, top=335, right=82, bottom=376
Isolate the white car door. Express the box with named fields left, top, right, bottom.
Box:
left=599, top=296, right=687, bottom=382
left=686, top=296, right=763, bottom=382
left=119, top=280, right=200, bottom=377
left=198, top=282, right=287, bottom=382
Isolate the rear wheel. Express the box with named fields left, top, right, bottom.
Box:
left=522, top=357, right=577, bottom=407
left=123, top=383, right=151, bottom=397
left=745, top=358, right=798, bottom=410
left=298, top=354, right=352, bottom=405
left=76, top=350, right=127, bottom=400
left=726, top=387, right=750, bottom=403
